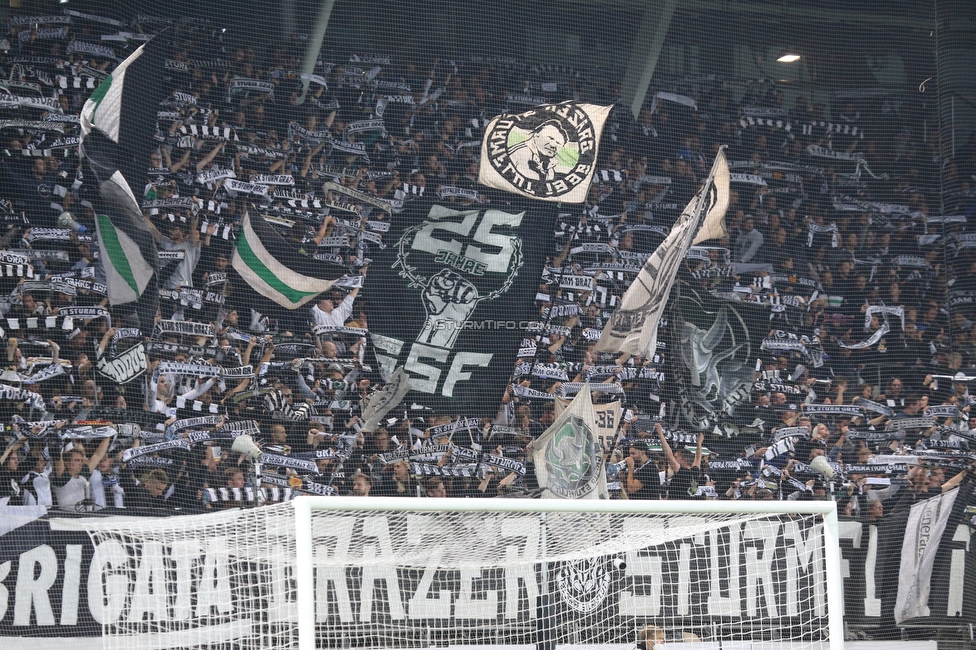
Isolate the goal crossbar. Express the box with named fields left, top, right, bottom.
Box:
left=294, top=497, right=844, bottom=650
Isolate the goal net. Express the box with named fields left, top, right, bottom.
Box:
left=62, top=498, right=843, bottom=650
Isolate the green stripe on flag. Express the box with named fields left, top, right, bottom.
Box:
left=87, top=74, right=113, bottom=124
left=236, top=228, right=323, bottom=305
left=97, top=213, right=139, bottom=294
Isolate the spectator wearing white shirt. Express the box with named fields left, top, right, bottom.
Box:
left=311, top=286, right=360, bottom=329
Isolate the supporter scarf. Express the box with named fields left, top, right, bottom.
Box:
left=122, top=438, right=191, bottom=462
left=17, top=27, right=67, bottom=41
left=709, top=458, right=753, bottom=471
left=482, top=453, right=526, bottom=475
left=227, top=78, right=275, bottom=100
left=764, top=161, right=824, bottom=175
left=558, top=381, right=625, bottom=397
left=739, top=116, right=792, bottom=131
left=741, top=107, right=789, bottom=118
left=410, top=462, right=479, bottom=477
left=803, top=404, right=863, bottom=416
left=837, top=322, right=889, bottom=350
left=513, top=362, right=569, bottom=381
left=170, top=415, right=222, bottom=434
left=64, top=8, right=123, bottom=25
left=66, top=41, right=118, bottom=60
left=806, top=145, right=862, bottom=161
left=925, top=405, right=962, bottom=419
left=511, top=385, right=556, bottom=401
left=146, top=342, right=218, bottom=358
left=438, top=186, right=484, bottom=203
left=181, top=125, right=238, bottom=141
left=196, top=167, right=236, bottom=185
left=865, top=305, right=904, bottom=330
left=807, top=222, right=839, bottom=247
left=854, top=397, right=893, bottom=417
left=8, top=15, right=70, bottom=25
left=322, top=181, right=393, bottom=214
left=59, top=425, right=117, bottom=440
left=773, top=426, right=811, bottom=442
left=764, top=438, right=795, bottom=460
left=152, top=320, right=216, bottom=339
left=0, top=120, right=65, bottom=133
left=346, top=119, right=386, bottom=134
left=19, top=363, right=65, bottom=385
left=426, top=417, right=481, bottom=440
left=801, top=121, right=864, bottom=139
left=885, top=417, right=937, bottom=431
left=253, top=174, right=294, bottom=186
left=156, top=361, right=223, bottom=378
left=126, top=456, right=174, bottom=469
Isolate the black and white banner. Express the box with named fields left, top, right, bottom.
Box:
left=365, top=199, right=557, bottom=416
left=3, top=500, right=973, bottom=641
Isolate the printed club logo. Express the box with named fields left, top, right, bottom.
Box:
left=544, top=414, right=601, bottom=498
left=484, top=104, right=599, bottom=200
left=557, top=557, right=612, bottom=614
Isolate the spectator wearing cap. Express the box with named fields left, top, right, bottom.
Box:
left=776, top=404, right=800, bottom=428
left=622, top=438, right=662, bottom=500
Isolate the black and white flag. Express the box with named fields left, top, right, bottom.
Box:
left=364, top=198, right=557, bottom=416
left=895, top=489, right=960, bottom=623
left=594, top=148, right=730, bottom=357
left=478, top=102, right=612, bottom=203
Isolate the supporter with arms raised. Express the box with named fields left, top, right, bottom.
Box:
left=52, top=434, right=111, bottom=511
left=656, top=423, right=704, bottom=500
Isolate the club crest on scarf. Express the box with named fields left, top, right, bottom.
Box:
left=479, top=102, right=612, bottom=203
left=542, top=415, right=601, bottom=498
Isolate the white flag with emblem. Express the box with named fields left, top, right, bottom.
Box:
left=533, top=384, right=608, bottom=499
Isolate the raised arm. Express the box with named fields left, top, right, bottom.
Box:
left=656, top=422, right=681, bottom=474
left=86, top=435, right=112, bottom=472
left=692, top=432, right=704, bottom=469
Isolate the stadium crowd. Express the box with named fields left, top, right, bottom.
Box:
left=0, top=11, right=974, bottom=524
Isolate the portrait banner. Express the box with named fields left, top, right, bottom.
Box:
left=478, top=102, right=612, bottom=203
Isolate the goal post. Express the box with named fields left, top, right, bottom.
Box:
left=294, top=496, right=845, bottom=650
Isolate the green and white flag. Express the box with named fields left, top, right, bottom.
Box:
left=95, top=171, right=155, bottom=304
left=533, top=384, right=608, bottom=499
left=80, top=32, right=171, bottom=330
left=232, top=213, right=337, bottom=309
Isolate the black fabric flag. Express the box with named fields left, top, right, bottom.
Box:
left=365, top=195, right=557, bottom=416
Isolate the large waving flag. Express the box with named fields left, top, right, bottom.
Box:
left=533, top=385, right=608, bottom=499
left=232, top=213, right=337, bottom=309
left=593, top=147, right=730, bottom=358
left=80, top=33, right=171, bottom=331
